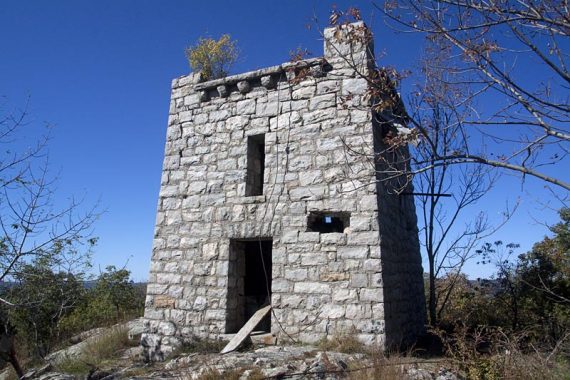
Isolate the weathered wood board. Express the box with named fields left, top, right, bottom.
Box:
left=220, top=305, right=271, bottom=354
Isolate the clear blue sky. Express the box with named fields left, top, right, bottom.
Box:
left=1, top=1, right=566, bottom=281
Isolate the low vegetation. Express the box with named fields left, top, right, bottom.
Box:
left=177, top=337, right=228, bottom=355
left=346, top=356, right=407, bottom=380
left=59, top=266, right=145, bottom=336
left=317, top=330, right=368, bottom=355
left=55, top=326, right=135, bottom=375
left=0, top=264, right=145, bottom=375
left=426, top=208, right=570, bottom=379
left=195, top=367, right=263, bottom=380
left=0, top=209, right=567, bottom=379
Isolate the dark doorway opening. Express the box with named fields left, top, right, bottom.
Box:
left=226, top=239, right=272, bottom=333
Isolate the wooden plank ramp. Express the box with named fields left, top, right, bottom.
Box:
left=220, top=305, right=271, bottom=354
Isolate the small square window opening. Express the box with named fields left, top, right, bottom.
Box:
left=307, top=212, right=350, bottom=233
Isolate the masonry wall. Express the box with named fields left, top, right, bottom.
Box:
left=142, top=22, right=425, bottom=360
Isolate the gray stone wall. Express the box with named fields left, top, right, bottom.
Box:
left=142, top=22, right=425, bottom=360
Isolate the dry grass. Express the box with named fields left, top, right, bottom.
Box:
left=317, top=330, right=370, bottom=354
left=165, top=336, right=228, bottom=361
left=347, top=354, right=406, bottom=380
left=179, top=337, right=227, bottom=354
left=193, top=366, right=263, bottom=380
left=435, top=325, right=570, bottom=380
left=120, top=364, right=154, bottom=378
left=85, top=326, right=133, bottom=361
left=1, top=367, right=18, bottom=380
left=453, top=351, right=570, bottom=380
left=55, top=326, right=133, bottom=375
left=54, top=355, right=91, bottom=375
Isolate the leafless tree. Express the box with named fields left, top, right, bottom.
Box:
left=0, top=99, right=97, bottom=376
left=378, top=0, right=570, bottom=192
left=0, top=100, right=96, bottom=289
left=408, top=38, right=518, bottom=325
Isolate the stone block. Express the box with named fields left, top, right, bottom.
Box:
left=320, top=233, right=346, bottom=245
left=144, top=308, right=165, bottom=320
left=193, top=296, right=208, bottom=311
left=154, top=295, right=176, bottom=309
left=298, top=232, right=320, bottom=243
left=294, top=282, right=330, bottom=294
left=317, top=80, right=340, bottom=94
left=272, top=279, right=291, bottom=293
left=363, top=259, right=381, bottom=272
left=188, top=181, right=207, bottom=195
left=332, top=288, right=357, bottom=302
left=273, top=247, right=287, bottom=264
left=350, top=109, right=369, bottom=123
left=298, top=170, right=323, bottom=186
left=309, top=93, right=336, bottom=110
left=346, top=304, right=371, bottom=319
left=202, top=243, right=218, bottom=260
left=289, top=186, right=327, bottom=201
left=347, top=232, right=380, bottom=245
left=280, top=295, right=304, bottom=308
left=210, top=109, right=230, bottom=122
left=280, top=230, right=298, bottom=243
left=236, top=99, right=256, bottom=114
left=319, top=272, right=349, bottom=282
left=370, top=273, right=383, bottom=287
left=284, top=268, right=308, bottom=281
left=237, top=80, right=251, bottom=94
left=337, top=246, right=368, bottom=259
left=342, top=78, right=368, bottom=96
left=320, top=304, right=345, bottom=319
left=359, top=195, right=378, bottom=211
left=205, top=309, right=225, bottom=321
left=350, top=216, right=371, bottom=231
left=158, top=321, right=177, bottom=336
left=351, top=273, right=368, bottom=287
left=226, top=116, right=249, bottom=129
left=360, top=288, right=383, bottom=302
left=316, top=137, right=341, bottom=151
left=179, top=110, right=193, bottom=123
left=300, top=253, right=328, bottom=266
left=302, top=109, right=334, bottom=124
left=156, top=273, right=181, bottom=285
left=256, top=101, right=278, bottom=117
left=292, top=85, right=315, bottom=99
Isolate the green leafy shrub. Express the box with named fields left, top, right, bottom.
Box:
left=59, top=266, right=144, bottom=337
left=2, top=260, right=85, bottom=358
left=436, top=273, right=501, bottom=331
left=0, top=261, right=144, bottom=369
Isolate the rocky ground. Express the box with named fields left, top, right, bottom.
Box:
left=1, top=320, right=461, bottom=380
left=136, top=346, right=459, bottom=380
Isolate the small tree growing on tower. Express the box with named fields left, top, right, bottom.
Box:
left=185, top=34, right=238, bottom=80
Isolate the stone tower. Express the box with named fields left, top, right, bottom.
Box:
left=142, top=22, right=425, bottom=360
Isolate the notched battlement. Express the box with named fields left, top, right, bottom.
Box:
left=172, top=21, right=374, bottom=103
left=191, top=58, right=332, bottom=102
